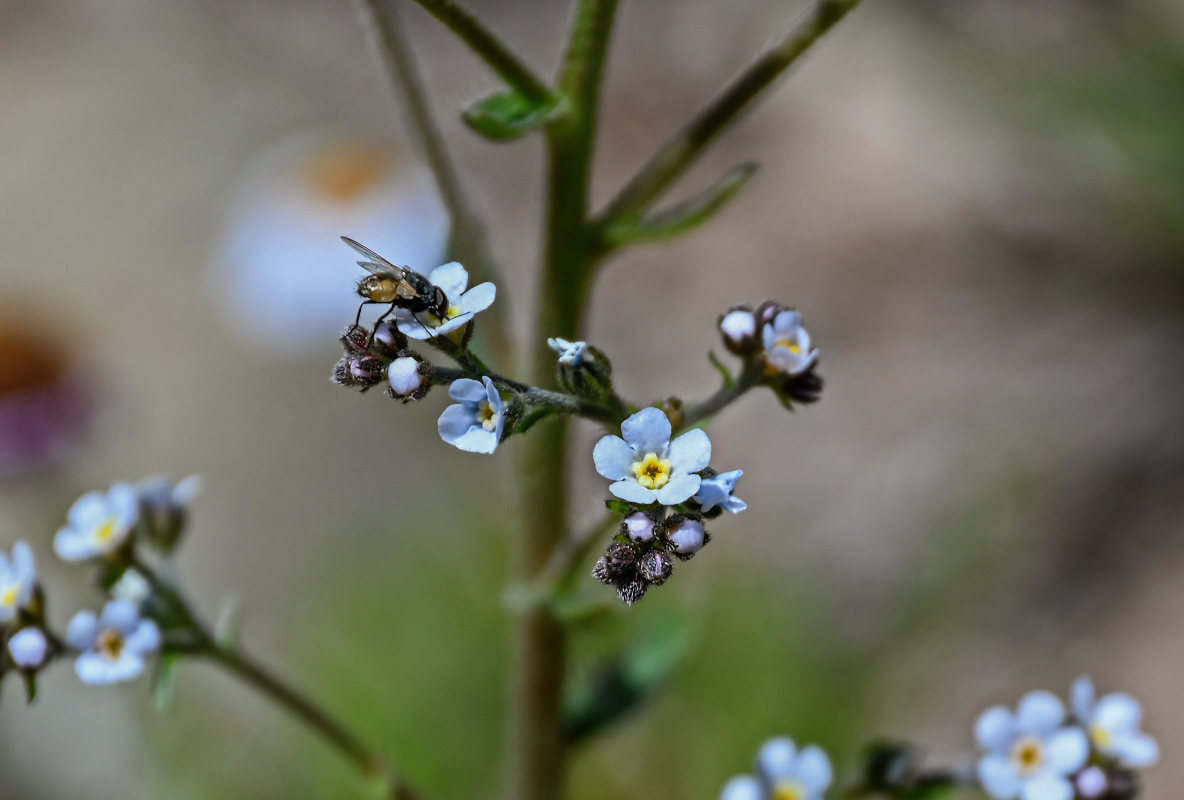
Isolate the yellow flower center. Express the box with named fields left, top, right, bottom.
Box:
left=0, top=585, right=17, bottom=608
left=776, top=338, right=803, bottom=355
left=97, top=628, right=125, bottom=660
left=1090, top=723, right=1114, bottom=750
left=95, top=517, right=119, bottom=544
left=1011, top=736, right=1046, bottom=776
left=479, top=401, right=500, bottom=432
left=772, top=781, right=805, bottom=800
left=631, top=453, right=672, bottom=490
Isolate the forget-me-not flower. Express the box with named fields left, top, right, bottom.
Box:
left=0, top=540, right=35, bottom=623
left=695, top=470, right=747, bottom=514
left=720, top=736, right=833, bottom=800
left=54, top=484, right=140, bottom=562
left=394, top=263, right=495, bottom=340
left=66, top=599, right=161, bottom=685
left=547, top=337, right=587, bottom=366
left=1071, top=676, right=1159, bottom=768
left=593, top=407, right=711, bottom=505
left=762, top=310, right=818, bottom=376
left=975, top=690, right=1089, bottom=800
left=8, top=627, right=48, bottom=669
left=438, top=377, right=505, bottom=454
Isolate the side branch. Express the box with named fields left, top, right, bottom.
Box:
left=408, top=0, right=559, bottom=106
left=594, top=0, right=863, bottom=229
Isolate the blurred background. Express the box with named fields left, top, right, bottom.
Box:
left=1, top=0, right=1181, bottom=797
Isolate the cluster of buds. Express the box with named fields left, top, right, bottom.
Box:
left=332, top=322, right=433, bottom=402
left=592, top=510, right=708, bottom=605
left=719, top=301, right=824, bottom=406
left=0, top=541, right=54, bottom=695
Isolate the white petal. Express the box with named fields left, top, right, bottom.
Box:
left=99, top=599, right=141, bottom=632
left=1016, top=691, right=1065, bottom=735
left=975, top=706, right=1016, bottom=752
left=396, top=315, right=442, bottom=340
left=8, top=628, right=48, bottom=668
left=772, top=309, right=802, bottom=335
left=107, top=484, right=141, bottom=526
left=65, top=610, right=98, bottom=650
left=172, top=474, right=205, bottom=505
left=426, top=312, right=473, bottom=337
left=438, top=403, right=477, bottom=445
left=11, top=540, right=34, bottom=585
left=1044, top=727, right=1088, bottom=773
left=593, top=436, right=634, bottom=480
left=724, top=496, right=748, bottom=513
left=67, top=491, right=108, bottom=526
left=608, top=480, right=658, bottom=505
left=1113, top=731, right=1159, bottom=767
left=668, top=428, right=711, bottom=473
left=76, top=651, right=145, bottom=685
left=388, top=357, right=424, bottom=395
left=977, top=755, right=1021, bottom=800
left=621, top=407, right=671, bottom=454
left=427, top=261, right=468, bottom=298
left=126, top=620, right=161, bottom=654
left=450, top=427, right=500, bottom=454
left=448, top=378, right=488, bottom=404
left=796, top=745, right=832, bottom=794
left=54, top=527, right=98, bottom=562
left=654, top=472, right=701, bottom=505
left=1095, top=693, right=1142, bottom=734
left=1020, top=775, right=1073, bottom=800
left=719, top=775, right=764, bottom=800
left=458, top=282, right=496, bottom=314
left=719, top=310, right=756, bottom=342
left=757, top=737, right=798, bottom=783
left=1071, top=676, right=1095, bottom=722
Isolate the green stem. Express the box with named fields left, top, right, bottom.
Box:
left=407, top=0, right=559, bottom=106
left=594, top=0, right=864, bottom=230
left=354, top=0, right=511, bottom=360
left=679, top=359, right=764, bottom=430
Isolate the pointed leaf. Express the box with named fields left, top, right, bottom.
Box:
left=153, top=652, right=180, bottom=714
left=463, top=91, right=559, bottom=141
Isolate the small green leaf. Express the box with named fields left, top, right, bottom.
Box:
left=463, top=91, right=558, bottom=141
left=707, top=350, right=735, bottom=389
left=153, top=653, right=180, bottom=714
left=604, top=499, right=631, bottom=515
left=21, top=671, right=37, bottom=704
left=605, top=162, right=758, bottom=245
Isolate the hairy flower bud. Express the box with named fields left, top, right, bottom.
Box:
left=665, top=515, right=708, bottom=558
left=340, top=324, right=371, bottom=354
left=718, top=305, right=758, bottom=355
left=780, top=367, right=824, bottom=404
left=617, top=578, right=648, bottom=606
left=372, top=320, right=409, bottom=359
left=621, top=511, right=656, bottom=542
left=387, top=353, right=431, bottom=402
left=638, top=550, right=673, bottom=585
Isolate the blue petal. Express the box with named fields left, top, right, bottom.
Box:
left=1016, top=691, right=1065, bottom=735
left=621, top=407, right=671, bottom=454
left=448, top=378, right=488, bottom=404
left=593, top=436, right=634, bottom=480
left=483, top=376, right=505, bottom=413
left=609, top=480, right=658, bottom=504
left=720, top=776, right=764, bottom=800
left=668, top=428, right=711, bottom=473
left=65, top=610, right=98, bottom=650
left=655, top=472, right=701, bottom=505
left=976, top=755, right=1021, bottom=800
left=758, top=737, right=798, bottom=784
left=450, top=427, right=499, bottom=454
left=438, top=403, right=478, bottom=444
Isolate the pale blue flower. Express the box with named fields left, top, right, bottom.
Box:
left=394, top=263, right=496, bottom=340
left=137, top=474, right=204, bottom=514
left=593, top=408, right=711, bottom=505
left=762, top=310, right=818, bottom=376
left=54, top=485, right=140, bottom=562
left=438, top=377, right=505, bottom=454
left=720, top=736, right=833, bottom=800
left=547, top=337, right=587, bottom=366
left=0, top=540, right=35, bottom=623
left=8, top=627, right=48, bottom=668
left=975, top=690, right=1089, bottom=800
left=695, top=470, right=747, bottom=514
left=66, top=599, right=160, bottom=685
left=1072, top=676, right=1159, bottom=768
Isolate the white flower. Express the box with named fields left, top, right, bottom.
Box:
left=975, top=690, right=1089, bottom=800
left=547, top=337, right=587, bottom=366
left=393, top=262, right=496, bottom=340
left=437, top=377, right=505, bottom=454
left=593, top=408, right=711, bottom=505
left=388, top=355, right=427, bottom=398
left=762, top=310, right=818, bottom=376
left=0, top=540, right=35, bottom=623
left=110, top=568, right=152, bottom=607
left=719, top=307, right=758, bottom=353
left=8, top=627, right=48, bottom=668
left=695, top=469, right=747, bottom=513
left=720, top=736, right=833, bottom=800
left=1071, top=676, right=1159, bottom=768
left=66, top=599, right=161, bottom=685
left=54, top=484, right=140, bottom=562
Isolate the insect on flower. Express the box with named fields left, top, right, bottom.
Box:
left=341, top=236, right=449, bottom=334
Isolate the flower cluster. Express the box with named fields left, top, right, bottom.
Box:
left=719, top=301, right=824, bottom=406
left=592, top=407, right=745, bottom=604
left=720, top=736, right=833, bottom=800
left=975, top=678, right=1158, bottom=800
left=0, top=540, right=51, bottom=683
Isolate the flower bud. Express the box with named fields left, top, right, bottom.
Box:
left=617, top=578, right=648, bottom=606
left=372, top=320, right=409, bottom=358
left=387, top=353, right=431, bottom=401
left=757, top=300, right=788, bottom=326
left=621, top=511, right=655, bottom=542
left=8, top=627, right=48, bottom=669
left=1076, top=767, right=1107, bottom=799
left=638, top=550, right=673, bottom=585
left=549, top=338, right=615, bottom=401
left=779, top=368, right=824, bottom=404
left=665, top=516, right=708, bottom=558
left=718, top=305, right=758, bottom=355
left=340, top=324, right=372, bottom=354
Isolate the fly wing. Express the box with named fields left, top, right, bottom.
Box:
left=342, top=236, right=405, bottom=277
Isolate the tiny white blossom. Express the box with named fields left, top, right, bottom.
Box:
left=761, top=310, right=818, bottom=376
left=975, top=690, right=1089, bottom=800
left=547, top=337, right=587, bottom=366
left=1071, top=676, right=1159, bottom=768
left=394, top=262, right=495, bottom=340
left=593, top=408, right=711, bottom=505
left=54, top=484, right=140, bottom=562
left=388, top=355, right=427, bottom=397
left=695, top=469, right=747, bottom=513
left=110, top=568, right=152, bottom=607
left=66, top=599, right=161, bottom=685
left=8, top=627, right=48, bottom=668
left=0, top=540, right=36, bottom=623
left=720, top=736, right=833, bottom=800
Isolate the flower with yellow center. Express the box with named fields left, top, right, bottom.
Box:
left=1071, top=676, right=1159, bottom=768
left=66, top=599, right=161, bottom=685
left=718, top=736, right=833, bottom=800
left=54, top=484, right=140, bottom=562
left=761, top=309, right=818, bottom=377
left=438, top=377, right=505, bottom=454
left=0, top=540, right=35, bottom=623
left=594, top=408, right=712, bottom=505
left=975, top=690, right=1089, bottom=800
left=393, top=261, right=496, bottom=341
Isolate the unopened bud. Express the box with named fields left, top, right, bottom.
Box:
left=718, top=305, right=758, bottom=355
left=387, top=353, right=431, bottom=401
left=639, top=550, right=673, bottom=585
left=372, top=320, right=408, bottom=358
left=617, top=579, right=648, bottom=606
left=8, top=627, right=48, bottom=669
left=665, top=516, right=708, bottom=557
left=622, top=511, right=655, bottom=542
left=340, top=324, right=371, bottom=354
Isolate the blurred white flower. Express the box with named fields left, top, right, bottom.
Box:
left=720, top=736, right=833, bottom=800
left=110, top=568, right=151, bottom=607
left=975, top=690, right=1089, bottom=800
left=761, top=309, right=818, bottom=376
left=1071, top=676, right=1159, bottom=768
left=0, top=540, right=35, bottom=623
left=54, top=484, right=139, bottom=562
left=8, top=627, right=48, bottom=668
left=212, top=132, right=448, bottom=355
left=66, top=599, right=160, bottom=685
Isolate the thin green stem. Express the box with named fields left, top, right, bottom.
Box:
left=354, top=0, right=511, bottom=360
left=407, top=0, right=559, bottom=106
left=594, top=0, right=864, bottom=231
left=679, top=359, right=764, bottom=430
